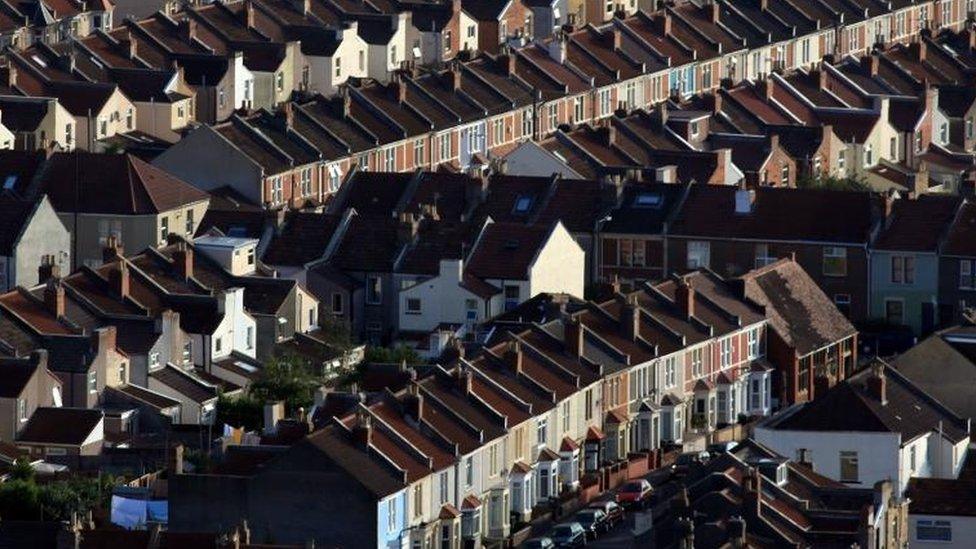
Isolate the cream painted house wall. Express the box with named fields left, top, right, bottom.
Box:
left=527, top=221, right=585, bottom=299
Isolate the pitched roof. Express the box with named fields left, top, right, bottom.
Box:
left=941, top=201, right=976, bottom=257
left=890, top=327, right=976, bottom=422
left=0, top=354, right=41, bottom=398
left=768, top=362, right=969, bottom=443
left=465, top=222, right=553, bottom=281
left=739, top=259, right=856, bottom=356
left=669, top=185, right=877, bottom=244
left=150, top=365, right=217, bottom=404
left=262, top=212, right=342, bottom=267
left=35, top=151, right=209, bottom=215
left=873, top=195, right=961, bottom=252
left=18, top=407, right=102, bottom=446
left=907, top=477, right=976, bottom=517
left=0, top=195, right=41, bottom=256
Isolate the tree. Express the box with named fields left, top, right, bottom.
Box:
left=364, top=345, right=422, bottom=365
left=796, top=173, right=871, bottom=192
left=215, top=392, right=264, bottom=431
left=248, top=354, right=322, bottom=414
left=9, top=457, right=35, bottom=482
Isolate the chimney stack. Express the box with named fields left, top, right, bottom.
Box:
left=103, top=235, right=124, bottom=263
left=867, top=362, right=887, bottom=405
left=564, top=317, right=584, bottom=357
left=710, top=2, right=720, bottom=23
left=742, top=467, right=762, bottom=519
left=675, top=277, right=695, bottom=319
left=505, top=340, right=523, bottom=374
left=621, top=294, right=640, bottom=342
left=353, top=407, right=372, bottom=447
left=109, top=261, right=130, bottom=299
left=244, top=0, right=256, bottom=28
left=396, top=212, right=420, bottom=244
left=861, top=54, right=879, bottom=76
left=173, top=243, right=194, bottom=281
left=44, top=278, right=65, bottom=319
left=655, top=14, right=672, bottom=36
left=38, top=255, right=60, bottom=284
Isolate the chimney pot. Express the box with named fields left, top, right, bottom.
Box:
left=44, top=279, right=65, bottom=319
left=867, top=363, right=887, bottom=405
left=675, top=277, right=695, bottom=319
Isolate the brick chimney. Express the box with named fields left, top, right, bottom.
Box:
left=861, top=54, right=879, bottom=76
left=396, top=212, right=420, bottom=244
left=44, top=278, right=65, bottom=318
left=621, top=294, right=640, bottom=342
left=458, top=367, right=473, bottom=395
left=38, top=255, right=60, bottom=284
left=244, top=0, right=256, bottom=29
left=564, top=317, right=584, bottom=357
left=353, top=408, right=372, bottom=447
left=103, top=235, right=124, bottom=263
left=710, top=2, right=720, bottom=23
left=172, top=243, right=193, bottom=280
left=742, top=467, right=762, bottom=520
left=281, top=101, right=294, bottom=128
left=395, top=78, right=407, bottom=104
left=655, top=13, right=672, bottom=36
left=675, top=277, right=695, bottom=319
left=911, top=40, right=927, bottom=62
left=505, top=340, right=523, bottom=375
left=109, top=261, right=130, bottom=299
left=867, top=362, right=887, bottom=405
left=178, top=18, right=196, bottom=41
left=451, top=67, right=462, bottom=91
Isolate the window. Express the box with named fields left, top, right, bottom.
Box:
left=406, top=298, right=421, bottom=314
left=465, top=456, right=473, bottom=486
left=691, top=348, right=703, bottom=377
left=465, top=299, right=478, bottom=322
left=439, top=472, right=448, bottom=504
left=960, top=260, right=976, bottom=289
left=16, top=398, right=26, bottom=422
left=504, top=285, right=520, bottom=310
left=754, top=244, right=775, bottom=267
left=701, top=63, right=713, bottom=89
left=664, top=356, right=676, bottom=388
left=367, top=276, right=382, bottom=305
left=572, top=97, right=584, bottom=123
left=863, top=143, right=873, bottom=167
left=561, top=401, right=570, bottom=432
left=687, top=241, right=710, bottom=269
left=940, top=122, right=949, bottom=144
left=489, top=443, right=498, bottom=475
left=413, top=484, right=423, bottom=518
left=99, top=117, right=107, bottom=137
left=467, top=25, right=475, bottom=38
left=215, top=336, right=222, bottom=354
left=300, top=168, right=312, bottom=197
left=822, top=247, right=847, bottom=276
left=885, top=299, right=905, bottom=325
left=890, top=136, right=898, bottom=160
left=275, top=72, right=284, bottom=92
left=720, top=338, right=733, bottom=368
left=65, top=123, right=72, bottom=145
left=916, top=519, right=952, bottom=542
left=182, top=340, right=192, bottom=363
left=87, top=371, right=97, bottom=394
left=126, top=108, right=134, bottom=130
left=834, top=294, right=851, bottom=317
left=388, top=499, right=397, bottom=532
left=522, top=108, right=533, bottom=138
left=150, top=352, right=160, bottom=369
left=246, top=247, right=255, bottom=266
left=581, top=388, right=594, bottom=421
left=537, top=417, right=548, bottom=445
left=384, top=147, right=395, bottom=171
left=891, top=255, right=915, bottom=284
left=839, top=451, right=858, bottom=482
left=599, top=88, right=611, bottom=116
left=246, top=326, right=254, bottom=350
left=625, top=81, right=637, bottom=108
left=942, top=0, right=952, bottom=25
left=909, top=444, right=917, bottom=471
left=159, top=217, right=169, bottom=243
left=390, top=45, right=397, bottom=65
left=185, top=208, right=195, bottom=235
left=332, top=293, right=344, bottom=315
left=444, top=31, right=452, bottom=53
left=747, top=329, right=760, bottom=359
left=438, top=133, right=450, bottom=161
left=270, top=177, right=283, bottom=204
left=547, top=103, right=558, bottom=130
left=492, top=118, right=503, bottom=145
left=837, top=149, right=845, bottom=171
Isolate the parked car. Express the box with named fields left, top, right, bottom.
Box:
left=523, top=537, right=555, bottom=549
left=587, top=500, right=624, bottom=528
left=550, top=522, right=587, bottom=547
left=615, top=479, right=653, bottom=509
left=706, top=441, right=738, bottom=458
left=575, top=508, right=608, bottom=538
left=672, top=451, right=710, bottom=478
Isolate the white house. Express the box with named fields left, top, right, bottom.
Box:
left=397, top=220, right=584, bottom=337
left=907, top=476, right=976, bottom=548
left=754, top=361, right=970, bottom=496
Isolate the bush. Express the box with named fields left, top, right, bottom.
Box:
left=364, top=345, right=422, bottom=365
left=215, top=392, right=264, bottom=431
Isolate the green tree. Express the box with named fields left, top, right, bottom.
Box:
left=0, top=480, right=40, bottom=520
left=215, top=392, right=264, bottom=431
left=9, top=457, right=35, bottom=482
left=249, top=354, right=322, bottom=413
left=796, top=174, right=871, bottom=192
left=364, top=345, right=422, bottom=365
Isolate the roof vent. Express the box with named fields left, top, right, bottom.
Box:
left=734, top=189, right=756, bottom=214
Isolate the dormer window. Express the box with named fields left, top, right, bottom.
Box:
left=689, top=120, right=700, bottom=138
left=513, top=195, right=533, bottom=213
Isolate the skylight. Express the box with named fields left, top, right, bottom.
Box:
left=513, top=195, right=533, bottom=213
left=3, top=175, right=16, bottom=190
left=634, top=192, right=661, bottom=207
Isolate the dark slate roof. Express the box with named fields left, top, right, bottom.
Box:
left=890, top=329, right=976, bottom=422
left=466, top=222, right=552, bottom=281
left=150, top=365, right=217, bottom=404
left=330, top=214, right=401, bottom=273
left=669, top=185, right=878, bottom=244
left=942, top=201, right=976, bottom=257
left=0, top=95, right=51, bottom=131
left=18, top=407, right=102, bottom=445
left=0, top=149, right=47, bottom=196
left=460, top=0, right=509, bottom=21
left=35, top=152, right=209, bottom=215
left=603, top=183, right=688, bottom=234
left=907, top=477, right=976, bottom=517
left=262, top=212, right=342, bottom=267
left=873, top=195, right=961, bottom=252
left=44, top=81, right=118, bottom=116
left=0, top=355, right=39, bottom=398
left=739, top=259, right=856, bottom=357
left=769, top=362, right=969, bottom=443
left=108, top=68, right=189, bottom=103
left=0, top=195, right=40, bottom=256
left=112, top=384, right=181, bottom=410
left=196, top=186, right=267, bottom=239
